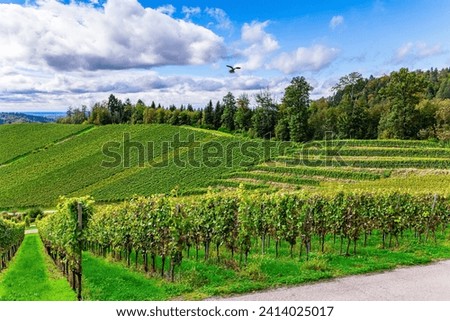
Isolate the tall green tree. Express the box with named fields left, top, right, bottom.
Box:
left=275, top=103, right=290, bottom=141
left=221, top=92, right=237, bottom=131
left=332, top=72, right=369, bottom=138
left=379, top=68, right=428, bottom=139
left=282, top=76, right=313, bottom=142
left=107, top=94, right=124, bottom=124
left=213, top=101, right=224, bottom=129
left=252, top=90, right=278, bottom=139
left=203, top=100, right=215, bottom=128
left=436, top=77, right=450, bottom=99
left=234, top=94, right=252, bottom=131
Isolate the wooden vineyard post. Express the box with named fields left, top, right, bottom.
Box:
left=77, top=202, right=83, bottom=301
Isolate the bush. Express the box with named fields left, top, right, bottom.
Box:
left=26, top=208, right=43, bottom=220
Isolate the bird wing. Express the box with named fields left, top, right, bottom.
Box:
left=234, top=67, right=241, bottom=69
left=226, top=65, right=233, bottom=69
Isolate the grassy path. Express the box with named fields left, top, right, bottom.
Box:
left=0, top=234, right=76, bottom=301
left=82, top=252, right=179, bottom=300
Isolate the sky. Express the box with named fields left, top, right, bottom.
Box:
left=0, top=0, right=449, bottom=111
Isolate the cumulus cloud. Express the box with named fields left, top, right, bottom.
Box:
left=0, top=67, right=286, bottom=111
left=205, top=7, right=232, bottom=30
left=393, top=42, right=443, bottom=63
left=238, top=21, right=279, bottom=70
left=0, top=0, right=224, bottom=71
left=329, top=15, right=344, bottom=29
left=156, top=4, right=176, bottom=16
left=181, top=6, right=201, bottom=20
left=271, top=45, right=339, bottom=74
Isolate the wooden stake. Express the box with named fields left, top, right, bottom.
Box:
left=77, top=202, right=83, bottom=301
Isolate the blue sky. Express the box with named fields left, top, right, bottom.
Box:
left=0, top=0, right=449, bottom=111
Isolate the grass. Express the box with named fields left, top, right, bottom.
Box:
left=0, top=234, right=76, bottom=301
left=0, top=123, right=92, bottom=165
left=80, top=229, right=450, bottom=300
left=324, top=174, right=450, bottom=195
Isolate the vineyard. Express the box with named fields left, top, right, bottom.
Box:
left=213, top=138, right=450, bottom=193
left=0, top=124, right=283, bottom=208
left=2, top=124, right=450, bottom=299
left=1, top=124, right=450, bottom=209
left=32, top=190, right=450, bottom=299
left=0, top=123, right=92, bottom=165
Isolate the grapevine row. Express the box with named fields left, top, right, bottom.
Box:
left=84, top=191, right=449, bottom=280
left=38, top=196, right=93, bottom=295
left=0, top=218, right=25, bottom=270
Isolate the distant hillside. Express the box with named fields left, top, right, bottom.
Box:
left=0, top=112, right=55, bottom=124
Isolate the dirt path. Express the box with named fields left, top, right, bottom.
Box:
left=211, top=260, right=450, bottom=301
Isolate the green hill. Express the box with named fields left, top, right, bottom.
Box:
left=1, top=124, right=450, bottom=209
left=0, top=124, right=280, bottom=208
left=0, top=124, right=92, bottom=165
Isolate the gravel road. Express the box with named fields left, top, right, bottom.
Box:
left=210, top=260, right=450, bottom=301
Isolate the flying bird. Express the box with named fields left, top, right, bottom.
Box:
left=226, top=65, right=241, bottom=73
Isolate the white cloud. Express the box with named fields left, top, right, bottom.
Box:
left=156, top=4, right=176, bottom=16
left=181, top=6, right=201, bottom=20
left=393, top=42, right=443, bottom=63
left=0, top=67, right=287, bottom=111
left=205, top=7, right=232, bottom=30
left=329, top=15, right=344, bottom=29
left=271, top=45, right=340, bottom=74
left=238, top=21, right=279, bottom=70
left=0, top=0, right=224, bottom=71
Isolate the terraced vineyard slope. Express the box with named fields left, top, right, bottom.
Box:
left=1, top=124, right=450, bottom=209
left=215, top=139, right=450, bottom=194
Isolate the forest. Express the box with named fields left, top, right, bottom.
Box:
left=58, top=67, right=450, bottom=141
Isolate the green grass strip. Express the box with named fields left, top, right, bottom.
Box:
left=297, top=147, right=450, bottom=158
left=312, top=139, right=443, bottom=148
left=277, top=156, right=450, bottom=169
left=82, top=252, right=178, bottom=300
left=253, top=164, right=382, bottom=180
left=223, top=172, right=320, bottom=186
left=207, top=179, right=270, bottom=190
left=0, top=234, right=76, bottom=301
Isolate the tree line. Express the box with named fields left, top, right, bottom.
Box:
left=58, top=67, right=450, bottom=141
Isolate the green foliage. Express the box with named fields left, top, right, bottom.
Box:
left=2, top=125, right=276, bottom=208
left=253, top=164, right=381, bottom=181
left=0, top=218, right=25, bottom=269
left=38, top=196, right=94, bottom=277
left=26, top=208, right=44, bottom=220
left=223, top=171, right=320, bottom=186
left=0, top=123, right=92, bottom=165
left=282, top=76, right=313, bottom=142
left=80, top=191, right=450, bottom=283
left=234, top=94, right=252, bottom=131
left=221, top=92, right=237, bottom=131
left=379, top=68, right=428, bottom=139
left=252, top=90, right=278, bottom=139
